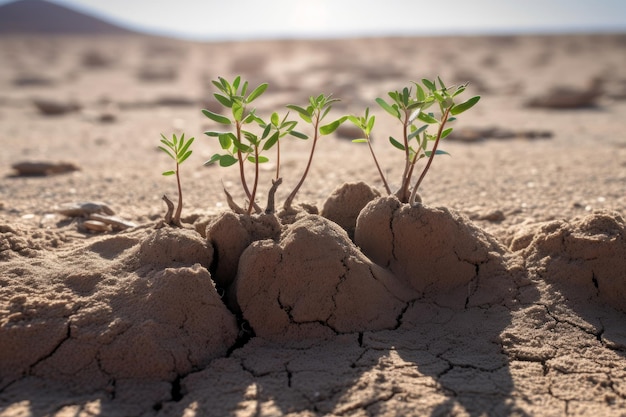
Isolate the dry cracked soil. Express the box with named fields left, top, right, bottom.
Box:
left=1, top=33, right=626, bottom=416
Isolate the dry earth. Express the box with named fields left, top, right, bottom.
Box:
left=1, top=33, right=626, bottom=416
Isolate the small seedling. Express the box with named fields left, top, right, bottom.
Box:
left=283, top=94, right=346, bottom=211
left=350, top=78, right=480, bottom=205
left=159, top=132, right=194, bottom=226
left=203, top=76, right=304, bottom=214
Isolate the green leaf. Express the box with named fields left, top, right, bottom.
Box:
left=422, top=78, right=436, bottom=91
left=232, top=102, right=244, bottom=122
left=261, top=123, right=272, bottom=139
left=178, top=137, right=195, bottom=158
left=319, top=117, right=346, bottom=136
left=352, top=138, right=368, bottom=143
left=286, top=104, right=312, bottom=123
left=233, top=140, right=252, bottom=153
left=437, top=76, right=446, bottom=90
left=204, top=130, right=220, bottom=137
left=415, top=83, right=426, bottom=101
left=158, top=146, right=175, bottom=160
left=248, top=155, right=269, bottom=164
left=242, top=130, right=258, bottom=145
left=218, top=133, right=233, bottom=150
left=290, top=130, right=308, bottom=140
left=366, top=114, right=375, bottom=133
left=213, top=93, right=232, bottom=108
left=263, top=131, right=280, bottom=150
left=452, top=86, right=466, bottom=97
left=408, top=124, right=428, bottom=140
left=219, top=154, right=238, bottom=167
left=450, top=96, right=481, bottom=115
left=179, top=150, right=193, bottom=164
left=247, top=83, right=269, bottom=102
left=321, top=105, right=332, bottom=120
left=202, top=109, right=231, bottom=125
left=347, top=115, right=362, bottom=126
left=162, top=170, right=176, bottom=176
left=203, top=154, right=221, bottom=166
left=389, top=136, right=405, bottom=151
left=160, top=138, right=174, bottom=149
left=271, top=112, right=280, bottom=126
left=440, top=127, right=453, bottom=139
left=417, top=112, right=438, bottom=124
left=424, top=149, right=450, bottom=157
left=212, top=79, right=225, bottom=92
left=376, top=97, right=400, bottom=119
left=232, top=76, right=241, bottom=91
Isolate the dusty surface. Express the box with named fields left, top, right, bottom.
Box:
left=1, top=33, right=626, bottom=416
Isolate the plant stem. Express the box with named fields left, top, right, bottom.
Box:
left=173, top=162, right=183, bottom=226
left=410, top=106, right=451, bottom=205
left=366, top=134, right=391, bottom=194
left=235, top=122, right=252, bottom=202
left=275, top=140, right=281, bottom=181
left=248, top=144, right=260, bottom=214
left=283, top=114, right=320, bottom=211
left=396, top=113, right=412, bottom=202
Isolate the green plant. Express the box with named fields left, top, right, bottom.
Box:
left=203, top=76, right=274, bottom=214
left=283, top=94, right=346, bottom=211
left=349, top=78, right=480, bottom=205
left=159, top=132, right=194, bottom=226
left=203, top=76, right=307, bottom=214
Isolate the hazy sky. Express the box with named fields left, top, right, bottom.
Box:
left=4, top=0, right=626, bottom=40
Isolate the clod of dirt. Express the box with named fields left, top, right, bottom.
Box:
left=0, top=229, right=238, bottom=392
left=134, top=226, right=213, bottom=270
left=33, top=98, right=81, bottom=116
left=517, top=210, right=626, bottom=312
left=233, top=215, right=417, bottom=342
left=321, top=181, right=381, bottom=239
left=355, top=196, right=520, bottom=308
left=206, top=211, right=281, bottom=289
left=11, top=161, right=80, bottom=176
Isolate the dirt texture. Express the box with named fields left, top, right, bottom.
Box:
left=1, top=32, right=626, bottom=417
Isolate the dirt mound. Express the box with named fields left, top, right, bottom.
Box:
left=0, top=228, right=238, bottom=394
left=232, top=215, right=417, bottom=342
left=516, top=210, right=626, bottom=312
left=206, top=212, right=281, bottom=289
left=321, top=181, right=381, bottom=239
left=355, top=196, right=523, bottom=308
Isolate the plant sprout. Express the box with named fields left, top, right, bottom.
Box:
left=159, top=132, right=194, bottom=226
left=350, top=77, right=480, bottom=205
left=283, top=94, right=346, bottom=211
left=203, top=76, right=303, bottom=214
left=347, top=108, right=391, bottom=195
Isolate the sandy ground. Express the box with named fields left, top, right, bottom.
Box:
left=1, top=33, right=626, bottom=416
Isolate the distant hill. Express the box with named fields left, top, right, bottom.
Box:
left=0, top=0, right=136, bottom=35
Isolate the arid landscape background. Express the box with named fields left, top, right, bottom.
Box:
left=1, top=1, right=626, bottom=416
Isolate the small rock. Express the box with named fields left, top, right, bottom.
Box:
left=81, top=220, right=111, bottom=233
left=477, top=209, right=506, bottom=222
left=11, top=161, right=80, bottom=176
left=33, top=98, right=81, bottom=116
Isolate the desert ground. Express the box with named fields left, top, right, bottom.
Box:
left=1, top=32, right=626, bottom=416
